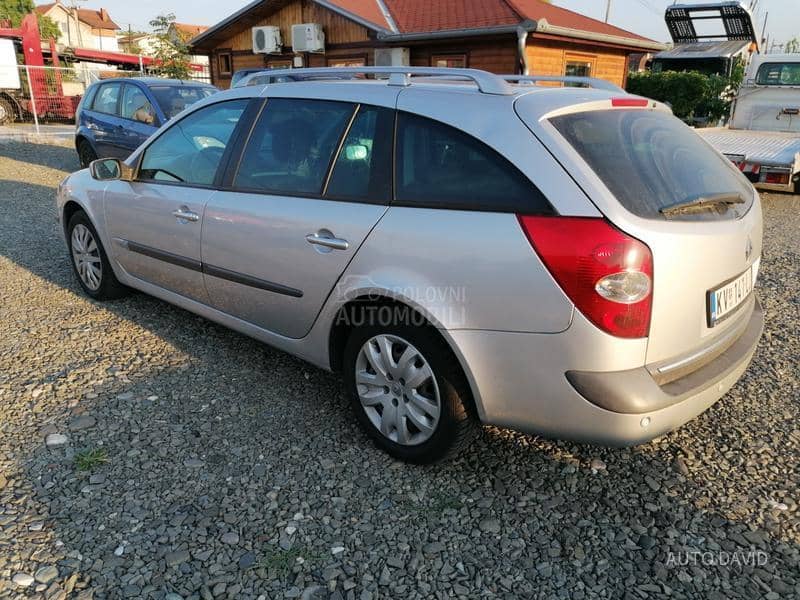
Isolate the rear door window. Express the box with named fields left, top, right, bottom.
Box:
left=149, top=85, right=217, bottom=120
left=121, top=84, right=155, bottom=124
left=234, top=98, right=355, bottom=195
left=91, top=82, right=121, bottom=115
left=325, top=105, right=394, bottom=203
left=395, top=112, right=553, bottom=213
left=550, top=109, right=753, bottom=220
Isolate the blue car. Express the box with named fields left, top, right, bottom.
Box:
left=75, top=78, right=217, bottom=167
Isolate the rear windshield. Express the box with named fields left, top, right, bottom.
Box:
left=755, top=62, right=800, bottom=86
left=150, top=85, right=216, bottom=120
left=550, top=110, right=753, bottom=220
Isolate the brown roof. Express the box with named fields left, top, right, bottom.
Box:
left=191, top=0, right=659, bottom=50
left=35, top=2, right=119, bottom=30
left=508, top=0, right=652, bottom=42
left=171, top=22, right=209, bottom=41
left=329, top=0, right=653, bottom=42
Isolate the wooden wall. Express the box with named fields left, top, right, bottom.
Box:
left=526, top=37, right=629, bottom=87
left=208, top=0, right=372, bottom=87
left=203, top=0, right=636, bottom=89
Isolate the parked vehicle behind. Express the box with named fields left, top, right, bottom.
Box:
left=74, top=78, right=217, bottom=167
left=57, top=67, right=764, bottom=463
left=698, top=53, right=800, bottom=193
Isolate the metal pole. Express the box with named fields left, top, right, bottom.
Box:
left=24, top=65, right=40, bottom=136
left=605, top=0, right=612, bottom=23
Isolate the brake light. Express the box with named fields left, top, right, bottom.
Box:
left=611, top=97, right=649, bottom=108
left=518, top=216, right=653, bottom=338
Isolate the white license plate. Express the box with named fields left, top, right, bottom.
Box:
left=707, top=265, right=755, bottom=327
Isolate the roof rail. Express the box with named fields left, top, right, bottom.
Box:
left=502, top=75, right=624, bottom=93
left=250, top=67, right=515, bottom=96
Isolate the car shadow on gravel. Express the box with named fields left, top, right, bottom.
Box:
left=2, top=146, right=798, bottom=599
left=0, top=141, right=79, bottom=171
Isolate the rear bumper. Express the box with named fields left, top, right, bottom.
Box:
left=450, top=296, right=763, bottom=446
left=566, top=296, right=763, bottom=416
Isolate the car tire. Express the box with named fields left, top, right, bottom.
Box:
left=67, top=210, right=129, bottom=300
left=343, top=323, right=479, bottom=463
left=77, top=139, right=97, bottom=169
left=0, top=96, right=15, bottom=125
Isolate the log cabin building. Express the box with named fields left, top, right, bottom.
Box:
left=190, top=0, right=665, bottom=90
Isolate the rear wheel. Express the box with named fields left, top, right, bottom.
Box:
left=343, top=323, right=478, bottom=463
left=67, top=211, right=129, bottom=300
left=77, top=139, right=97, bottom=168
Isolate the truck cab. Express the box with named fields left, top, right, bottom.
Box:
left=731, top=54, right=800, bottom=134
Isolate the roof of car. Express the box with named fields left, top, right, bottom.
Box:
left=90, top=78, right=214, bottom=87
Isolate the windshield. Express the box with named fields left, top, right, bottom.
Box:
left=150, top=85, right=217, bottom=120
left=755, top=62, right=800, bottom=86
left=550, top=109, right=753, bottom=221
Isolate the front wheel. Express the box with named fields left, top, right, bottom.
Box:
left=77, top=139, right=97, bottom=169
left=343, top=324, right=479, bottom=463
left=67, top=211, right=129, bottom=300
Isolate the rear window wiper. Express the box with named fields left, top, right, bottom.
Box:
left=660, top=192, right=746, bottom=216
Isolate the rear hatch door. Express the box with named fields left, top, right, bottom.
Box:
left=515, top=96, right=763, bottom=366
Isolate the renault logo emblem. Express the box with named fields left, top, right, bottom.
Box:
left=745, top=236, right=753, bottom=261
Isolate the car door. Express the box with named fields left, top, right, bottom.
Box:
left=119, top=83, right=158, bottom=153
left=202, top=97, right=395, bottom=338
left=104, top=98, right=251, bottom=303
left=87, top=81, right=124, bottom=158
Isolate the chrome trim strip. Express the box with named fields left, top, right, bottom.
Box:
left=648, top=296, right=754, bottom=385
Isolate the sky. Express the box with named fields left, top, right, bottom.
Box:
left=93, top=0, right=797, bottom=47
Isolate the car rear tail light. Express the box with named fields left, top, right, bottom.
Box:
left=518, top=216, right=653, bottom=338
left=763, top=171, right=790, bottom=185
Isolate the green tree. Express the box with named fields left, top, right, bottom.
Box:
left=786, top=37, right=800, bottom=54
left=627, top=61, right=744, bottom=123
left=148, top=13, right=191, bottom=80
left=0, top=0, right=59, bottom=40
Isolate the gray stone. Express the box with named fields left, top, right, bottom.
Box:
left=479, top=518, right=501, bottom=534
left=34, top=565, right=58, bottom=584
left=221, top=532, right=239, bottom=545
left=423, top=542, right=445, bottom=554
left=12, top=573, right=35, bottom=587
left=238, top=552, right=256, bottom=570
left=165, top=550, right=190, bottom=567
left=45, top=433, right=68, bottom=447
left=69, top=415, right=96, bottom=431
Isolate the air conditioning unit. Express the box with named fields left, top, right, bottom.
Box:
left=374, top=47, right=410, bottom=67
left=252, top=26, right=282, bottom=54
left=291, top=23, right=325, bottom=53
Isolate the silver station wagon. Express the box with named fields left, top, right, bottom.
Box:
left=56, top=67, right=764, bottom=463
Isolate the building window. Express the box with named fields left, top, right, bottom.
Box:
left=218, top=52, right=233, bottom=76
left=267, top=59, right=293, bottom=69
left=431, top=54, right=467, bottom=68
left=327, top=56, right=367, bottom=68
left=565, top=58, right=594, bottom=78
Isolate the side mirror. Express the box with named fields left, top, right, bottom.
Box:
left=89, top=158, right=134, bottom=182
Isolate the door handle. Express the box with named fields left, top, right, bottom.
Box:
left=305, top=232, right=349, bottom=251
left=172, top=207, right=199, bottom=222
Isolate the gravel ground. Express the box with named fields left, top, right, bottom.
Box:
left=0, top=141, right=798, bottom=600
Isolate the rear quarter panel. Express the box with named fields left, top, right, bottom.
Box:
left=337, top=207, right=575, bottom=333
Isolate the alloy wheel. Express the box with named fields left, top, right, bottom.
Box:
left=71, top=224, right=102, bottom=291
left=354, top=334, right=441, bottom=446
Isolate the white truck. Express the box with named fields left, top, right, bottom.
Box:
left=698, top=53, right=800, bottom=194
